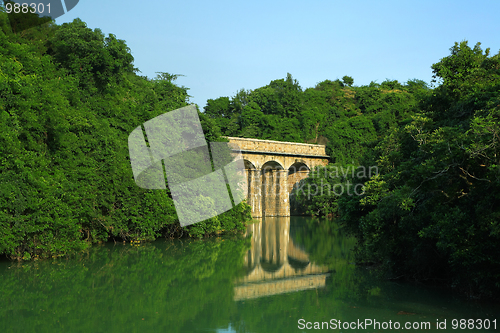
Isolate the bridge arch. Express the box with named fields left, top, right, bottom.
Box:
left=287, top=161, right=310, bottom=193
left=244, top=159, right=256, bottom=170
left=288, top=160, right=310, bottom=172
left=262, top=160, right=284, bottom=171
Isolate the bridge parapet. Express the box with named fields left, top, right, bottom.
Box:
left=225, top=137, right=329, bottom=158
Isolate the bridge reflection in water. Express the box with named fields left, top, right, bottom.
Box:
left=233, top=217, right=330, bottom=301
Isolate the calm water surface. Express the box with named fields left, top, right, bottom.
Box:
left=1, top=217, right=498, bottom=332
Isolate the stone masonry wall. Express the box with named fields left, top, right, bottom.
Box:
left=226, top=137, right=328, bottom=156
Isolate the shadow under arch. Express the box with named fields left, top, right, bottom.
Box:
left=260, top=261, right=283, bottom=273
left=288, top=161, right=310, bottom=173
left=244, top=159, right=256, bottom=170
left=261, top=161, right=285, bottom=217
left=288, top=161, right=311, bottom=215
left=261, top=160, right=284, bottom=172
left=287, top=256, right=310, bottom=270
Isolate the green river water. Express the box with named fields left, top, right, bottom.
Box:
left=1, top=216, right=498, bottom=332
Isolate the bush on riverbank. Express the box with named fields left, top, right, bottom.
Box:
left=0, top=16, right=251, bottom=260
left=338, top=42, right=500, bottom=298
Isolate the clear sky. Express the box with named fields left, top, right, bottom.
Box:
left=55, top=0, right=500, bottom=109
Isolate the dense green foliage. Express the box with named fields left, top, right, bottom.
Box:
left=204, top=73, right=424, bottom=164
left=205, top=42, right=500, bottom=298
left=338, top=42, right=500, bottom=298
left=0, top=15, right=251, bottom=260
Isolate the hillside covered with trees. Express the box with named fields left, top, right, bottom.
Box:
left=339, top=42, right=500, bottom=298
left=204, top=42, right=500, bottom=298
left=0, top=15, right=251, bottom=260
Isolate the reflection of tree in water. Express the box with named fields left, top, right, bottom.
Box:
left=235, top=217, right=330, bottom=300
left=0, top=237, right=250, bottom=333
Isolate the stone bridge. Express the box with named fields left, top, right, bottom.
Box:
left=227, top=137, right=329, bottom=217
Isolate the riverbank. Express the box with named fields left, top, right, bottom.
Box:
left=0, top=18, right=252, bottom=260
left=1, top=217, right=498, bottom=333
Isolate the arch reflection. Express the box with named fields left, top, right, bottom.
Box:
left=234, top=217, right=330, bottom=301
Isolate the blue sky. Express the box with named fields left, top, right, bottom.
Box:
left=56, top=0, right=500, bottom=108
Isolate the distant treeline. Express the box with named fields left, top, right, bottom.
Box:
left=205, top=43, right=500, bottom=298
left=204, top=73, right=427, bottom=164
left=0, top=14, right=251, bottom=260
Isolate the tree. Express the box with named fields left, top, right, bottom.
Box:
left=204, top=97, right=232, bottom=119
left=239, top=101, right=264, bottom=130
left=49, top=18, right=134, bottom=92
left=342, top=75, right=354, bottom=87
